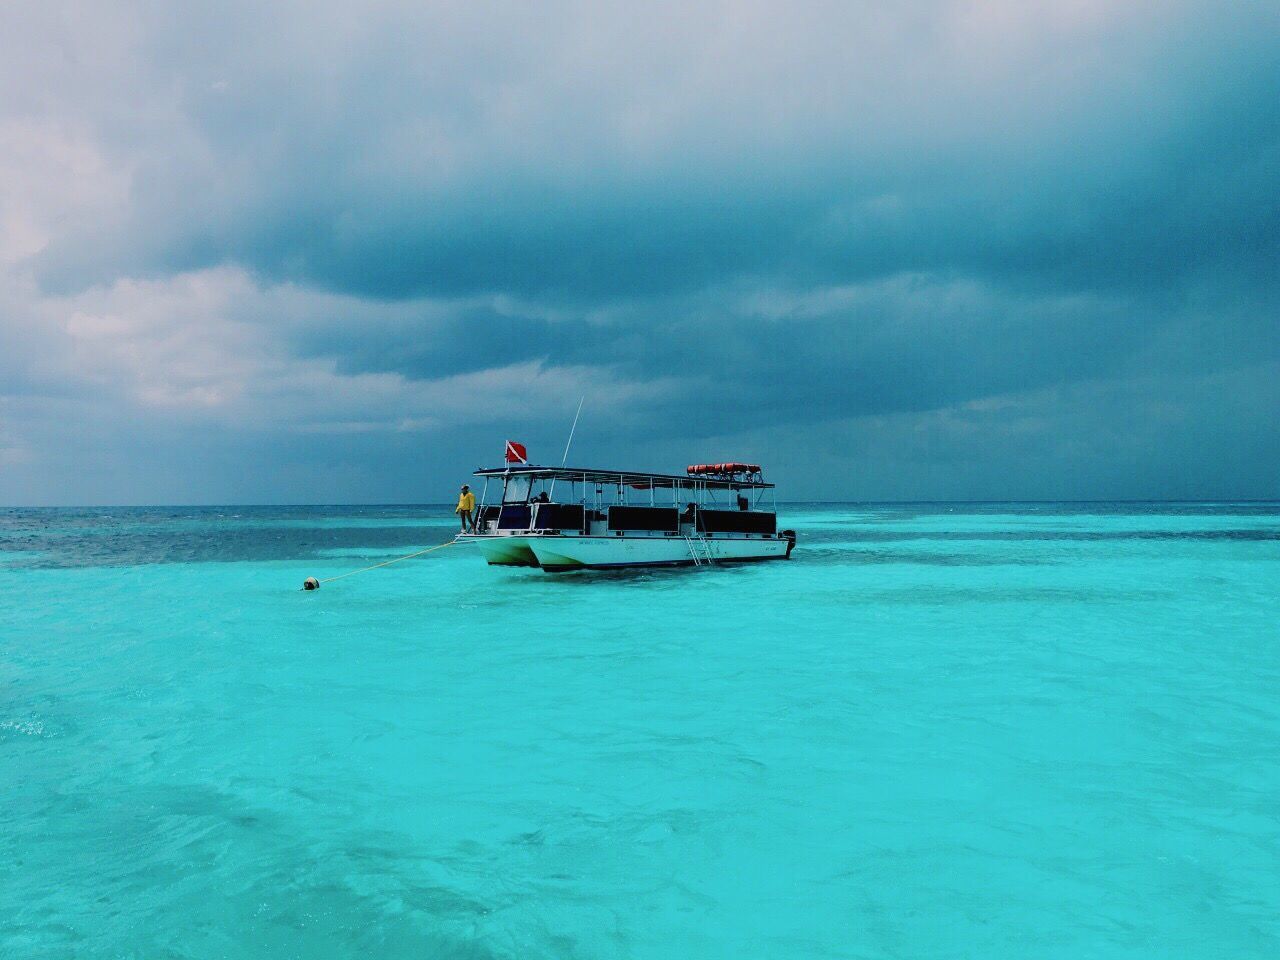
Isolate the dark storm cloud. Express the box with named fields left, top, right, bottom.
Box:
left=2, top=0, right=1278, bottom=502
left=31, top=1, right=1280, bottom=303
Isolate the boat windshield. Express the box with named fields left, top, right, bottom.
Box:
left=502, top=475, right=532, bottom=503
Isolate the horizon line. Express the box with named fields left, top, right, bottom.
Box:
left=4, top=499, right=1279, bottom=510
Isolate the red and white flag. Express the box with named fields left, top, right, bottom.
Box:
left=505, top=440, right=528, bottom=464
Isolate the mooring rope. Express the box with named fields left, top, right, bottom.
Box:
left=304, top=537, right=464, bottom=589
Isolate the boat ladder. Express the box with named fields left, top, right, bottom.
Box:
left=684, top=531, right=715, bottom=566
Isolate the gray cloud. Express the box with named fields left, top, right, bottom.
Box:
left=1, top=1, right=1277, bottom=502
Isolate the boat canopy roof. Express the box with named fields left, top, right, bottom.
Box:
left=473, top=464, right=774, bottom=489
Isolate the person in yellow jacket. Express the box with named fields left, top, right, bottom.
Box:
left=456, top=484, right=476, bottom=533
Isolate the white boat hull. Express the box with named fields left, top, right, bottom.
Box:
left=462, top=534, right=539, bottom=567
left=527, top=534, right=789, bottom=571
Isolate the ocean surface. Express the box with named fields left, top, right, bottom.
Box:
left=2, top=502, right=1278, bottom=959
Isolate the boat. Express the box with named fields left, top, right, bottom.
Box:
left=457, top=459, right=796, bottom=571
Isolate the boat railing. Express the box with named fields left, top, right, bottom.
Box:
left=478, top=499, right=778, bottom=539
left=532, top=502, right=586, bottom=533
left=607, top=505, right=680, bottom=533
left=696, top=509, right=777, bottom=535
left=476, top=505, right=501, bottom=533
left=496, top=503, right=532, bottom=530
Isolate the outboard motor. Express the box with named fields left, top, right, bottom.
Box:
left=781, top=529, right=797, bottom=558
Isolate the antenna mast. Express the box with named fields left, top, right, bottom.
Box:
left=561, top=396, right=585, bottom=466
left=548, top=396, right=585, bottom=501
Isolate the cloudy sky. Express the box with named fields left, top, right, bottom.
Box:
left=2, top=1, right=1277, bottom=504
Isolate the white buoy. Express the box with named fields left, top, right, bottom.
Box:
left=302, top=577, right=320, bottom=591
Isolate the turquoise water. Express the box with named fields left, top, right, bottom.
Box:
left=2, top=503, right=1279, bottom=958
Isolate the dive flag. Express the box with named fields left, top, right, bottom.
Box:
left=505, top=440, right=528, bottom=464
